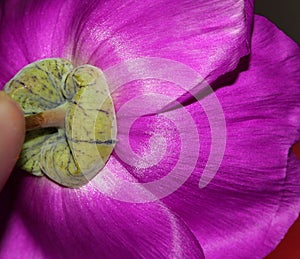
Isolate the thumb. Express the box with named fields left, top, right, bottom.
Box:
left=0, top=91, right=25, bottom=191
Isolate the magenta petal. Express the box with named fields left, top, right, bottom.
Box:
left=2, top=1, right=298, bottom=258
left=0, top=0, right=253, bottom=91
left=159, top=15, right=300, bottom=258
left=74, top=0, right=254, bottom=86
left=0, top=0, right=76, bottom=83
left=0, top=174, right=203, bottom=258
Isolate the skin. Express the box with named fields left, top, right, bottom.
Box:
left=0, top=91, right=25, bottom=191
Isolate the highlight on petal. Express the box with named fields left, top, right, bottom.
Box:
left=96, top=57, right=226, bottom=201
left=0, top=0, right=253, bottom=92
left=73, top=0, right=254, bottom=89
left=0, top=176, right=204, bottom=258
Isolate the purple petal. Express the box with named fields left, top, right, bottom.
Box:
left=2, top=1, right=298, bottom=258
left=0, top=173, right=204, bottom=258
left=0, top=0, right=74, bottom=81
left=0, top=0, right=253, bottom=91
left=73, top=0, right=254, bottom=82
left=158, top=15, right=300, bottom=258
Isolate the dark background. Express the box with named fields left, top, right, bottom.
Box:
left=255, top=0, right=300, bottom=45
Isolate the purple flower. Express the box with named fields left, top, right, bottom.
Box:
left=0, top=0, right=300, bottom=258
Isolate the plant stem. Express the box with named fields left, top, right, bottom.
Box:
left=25, top=104, right=67, bottom=131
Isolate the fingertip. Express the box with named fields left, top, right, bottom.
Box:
left=0, top=91, right=25, bottom=190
